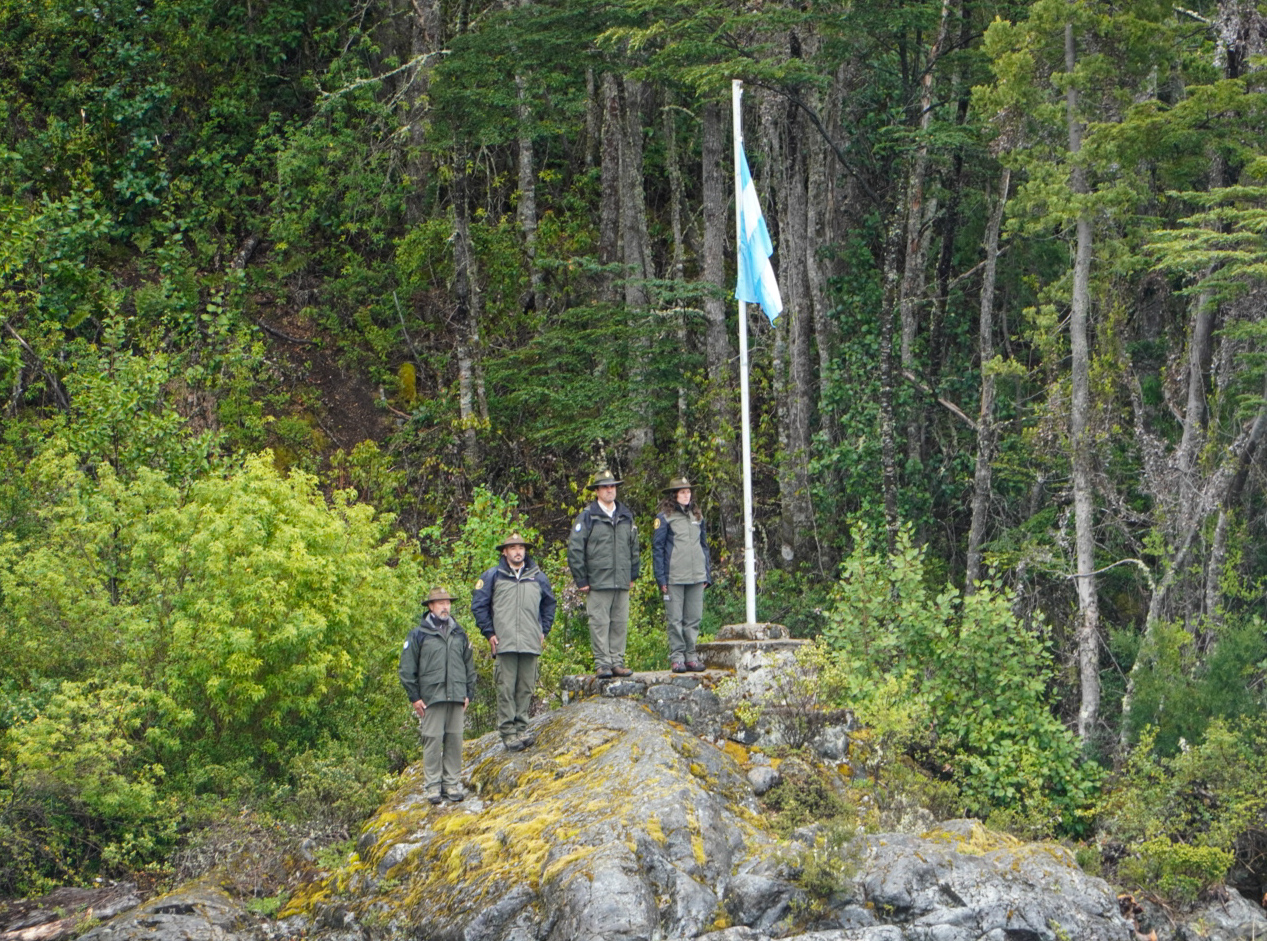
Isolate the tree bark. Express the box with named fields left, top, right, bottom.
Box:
left=598, top=73, right=621, bottom=302
left=451, top=151, right=482, bottom=474
left=898, top=0, right=954, bottom=468
left=515, top=72, right=542, bottom=310
left=1066, top=22, right=1100, bottom=746
left=620, top=76, right=655, bottom=457
left=761, top=88, right=817, bottom=568
left=663, top=96, right=688, bottom=455
left=701, top=102, right=741, bottom=548
left=965, top=167, right=1010, bottom=593
left=879, top=210, right=905, bottom=553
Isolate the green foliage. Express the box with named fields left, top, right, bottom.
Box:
left=1115, top=615, right=1267, bottom=753
left=818, top=525, right=1101, bottom=836
left=0, top=446, right=418, bottom=890
left=1117, top=839, right=1234, bottom=906
left=1098, top=722, right=1267, bottom=863
left=762, top=760, right=856, bottom=839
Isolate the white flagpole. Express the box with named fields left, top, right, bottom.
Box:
left=732, top=79, right=757, bottom=625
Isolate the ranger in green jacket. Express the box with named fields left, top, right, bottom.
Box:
left=472, top=532, right=557, bottom=751
left=398, top=588, right=477, bottom=804
left=567, top=469, right=640, bottom=678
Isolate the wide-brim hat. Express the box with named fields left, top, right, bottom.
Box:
left=497, top=532, right=533, bottom=551
left=663, top=476, right=695, bottom=493
left=588, top=469, right=623, bottom=489
left=424, top=587, right=454, bottom=604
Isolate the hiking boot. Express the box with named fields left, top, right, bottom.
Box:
left=596, top=668, right=614, bottom=679
left=504, top=737, right=527, bottom=752
left=612, top=666, right=633, bottom=677
left=671, top=661, right=687, bottom=673
left=427, top=792, right=443, bottom=805
left=519, top=731, right=537, bottom=748
left=444, top=789, right=465, bottom=803
left=685, top=660, right=706, bottom=672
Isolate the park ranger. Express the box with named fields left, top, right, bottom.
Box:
left=398, top=587, right=478, bottom=804
left=471, top=532, right=557, bottom=752
left=567, top=469, right=640, bottom=679
left=652, top=476, right=711, bottom=672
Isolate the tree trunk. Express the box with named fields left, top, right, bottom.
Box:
left=452, top=151, right=482, bottom=475
left=761, top=88, right=817, bottom=568
left=965, top=167, right=1010, bottom=593
left=663, top=96, right=688, bottom=456
left=879, top=210, right=905, bottom=552
left=620, top=76, right=654, bottom=457
left=700, top=102, right=741, bottom=548
left=1066, top=22, right=1100, bottom=746
left=898, top=0, right=954, bottom=468
left=1121, top=380, right=1267, bottom=743
left=515, top=72, right=542, bottom=310
left=598, top=73, right=621, bottom=302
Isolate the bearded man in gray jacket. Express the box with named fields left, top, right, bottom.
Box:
left=472, top=533, right=557, bottom=751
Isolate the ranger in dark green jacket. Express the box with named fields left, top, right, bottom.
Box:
left=398, top=588, right=477, bottom=803
left=472, top=532, right=557, bottom=751
left=566, top=469, right=640, bottom=678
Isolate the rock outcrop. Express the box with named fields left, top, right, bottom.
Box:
left=45, top=696, right=1265, bottom=941
left=275, top=698, right=1134, bottom=941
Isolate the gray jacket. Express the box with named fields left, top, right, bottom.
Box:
left=471, top=556, right=557, bottom=654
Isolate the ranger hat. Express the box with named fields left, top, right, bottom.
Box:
left=663, top=476, right=695, bottom=494
left=587, top=469, right=623, bottom=489
left=424, top=587, right=454, bottom=604
left=496, top=532, right=533, bottom=551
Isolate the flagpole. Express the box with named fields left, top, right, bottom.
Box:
left=732, top=79, right=758, bottom=625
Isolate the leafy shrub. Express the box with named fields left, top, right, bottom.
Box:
left=762, top=760, right=856, bottom=838
left=1117, top=838, right=1233, bottom=905
left=817, top=525, right=1102, bottom=836
left=1097, top=720, right=1267, bottom=898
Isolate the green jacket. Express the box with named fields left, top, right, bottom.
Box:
left=567, top=501, right=640, bottom=590
left=398, top=612, right=478, bottom=706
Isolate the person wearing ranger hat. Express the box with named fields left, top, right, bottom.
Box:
left=652, top=477, right=712, bottom=672
left=398, top=587, right=478, bottom=803
left=471, top=531, right=557, bottom=751
left=567, top=469, right=641, bottom=678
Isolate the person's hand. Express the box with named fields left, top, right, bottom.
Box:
left=463, top=698, right=469, bottom=709
left=489, top=634, right=499, bottom=655
left=660, top=584, right=668, bottom=595
left=579, top=585, right=590, bottom=592
left=629, top=581, right=635, bottom=588
left=412, top=700, right=426, bottom=718
left=540, top=632, right=546, bottom=645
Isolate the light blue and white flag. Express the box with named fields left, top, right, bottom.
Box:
left=734, top=142, right=783, bottom=323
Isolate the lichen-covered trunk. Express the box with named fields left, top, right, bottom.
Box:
left=598, top=73, right=620, bottom=303
left=1066, top=23, right=1100, bottom=745
left=898, top=0, right=953, bottom=469
left=452, top=151, right=482, bottom=475
left=664, top=94, right=688, bottom=456
left=879, top=210, right=905, bottom=553
left=701, top=102, right=741, bottom=549
left=966, top=168, right=1010, bottom=593
left=516, top=73, right=542, bottom=310
left=620, top=76, right=654, bottom=458
left=761, top=90, right=817, bottom=570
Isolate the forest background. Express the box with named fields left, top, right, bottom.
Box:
left=2, top=0, right=1266, bottom=911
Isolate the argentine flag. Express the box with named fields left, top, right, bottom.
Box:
left=734, top=142, right=783, bottom=323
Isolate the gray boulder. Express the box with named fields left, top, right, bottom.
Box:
left=77, top=884, right=256, bottom=941
left=297, top=698, right=773, bottom=941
